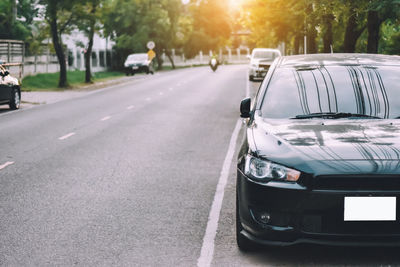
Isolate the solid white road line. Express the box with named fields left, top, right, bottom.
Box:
left=101, top=116, right=111, bottom=121
left=0, top=161, right=14, bottom=170
left=58, top=132, right=76, bottom=140
left=197, top=119, right=242, bottom=267
left=246, top=71, right=250, bottom=98
left=127, top=105, right=134, bottom=110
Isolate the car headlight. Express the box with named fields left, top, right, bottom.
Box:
left=244, top=155, right=300, bottom=183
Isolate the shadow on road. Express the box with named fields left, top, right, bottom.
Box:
left=242, top=244, right=400, bottom=265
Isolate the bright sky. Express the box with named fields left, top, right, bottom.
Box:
left=229, top=0, right=247, bottom=10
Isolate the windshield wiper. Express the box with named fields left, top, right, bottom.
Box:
left=292, top=112, right=382, bottom=119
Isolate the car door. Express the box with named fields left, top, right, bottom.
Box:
left=0, top=71, right=12, bottom=103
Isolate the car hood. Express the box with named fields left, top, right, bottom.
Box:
left=1, top=75, right=19, bottom=86
left=251, top=117, right=400, bottom=175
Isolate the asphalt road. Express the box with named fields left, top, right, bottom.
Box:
left=1, top=65, right=400, bottom=266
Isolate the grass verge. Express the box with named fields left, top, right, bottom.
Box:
left=22, top=70, right=125, bottom=91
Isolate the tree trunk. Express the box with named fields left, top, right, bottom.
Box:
left=48, top=6, right=68, bottom=88
left=155, top=47, right=163, bottom=70
left=85, top=6, right=96, bottom=83
left=307, top=26, right=318, bottom=54
left=323, top=14, right=334, bottom=53
left=166, top=50, right=175, bottom=69
left=294, top=34, right=301, bottom=55
left=344, top=4, right=365, bottom=53
left=367, top=10, right=380, bottom=54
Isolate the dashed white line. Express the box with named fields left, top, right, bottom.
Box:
left=58, top=132, right=76, bottom=140
left=127, top=105, right=135, bottom=110
left=0, top=161, right=14, bottom=170
left=197, top=119, right=242, bottom=267
left=101, top=116, right=111, bottom=121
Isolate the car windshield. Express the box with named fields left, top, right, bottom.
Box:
left=127, top=54, right=148, bottom=61
left=261, top=65, right=400, bottom=119
left=253, top=51, right=278, bottom=60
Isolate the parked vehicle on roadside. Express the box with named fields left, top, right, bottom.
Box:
left=237, top=53, right=400, bottom=251
left=0, top=65, right=21, bottom=110
left=248, top=48, right=281, bottom=82
left=124, top=53, right=154, bottom=76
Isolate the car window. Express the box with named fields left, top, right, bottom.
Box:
left=127, top=54, right=148, bottom=61
left=253, top=51, right=279, bottom=60
left=261, top=65, right=400, bottom=119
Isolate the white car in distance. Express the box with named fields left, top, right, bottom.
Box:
left=248, top=48, right=281, bottom=82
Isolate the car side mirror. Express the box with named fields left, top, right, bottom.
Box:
left=240, top=97, right=251, bottom=118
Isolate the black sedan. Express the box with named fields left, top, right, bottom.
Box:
left=0, top=66, right=21, bottom=110
left=237, top=53, right=400, bottom=250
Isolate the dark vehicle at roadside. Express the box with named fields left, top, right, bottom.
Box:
left=237, top=54, right=400, bottom=250
left=124, top=53, right=154, bottom=76
left=0, top=65, right=21, bottom=110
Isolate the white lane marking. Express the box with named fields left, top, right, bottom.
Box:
left=127, top=105, right=134, bottom=110
left=101, top=116, right=111, bottom=121
left=58, top=132, right=76, bottom=140
left=246, top=70, right=250, bottom=98
left=197, top=119, right=242, bottom=267
left=0, top=161, right=14, bottom=170
left=145, top=97, right=151, bottom=101
left=159, top=92, right=164, bottom=96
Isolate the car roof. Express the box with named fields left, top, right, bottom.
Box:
left=279, top=53, right=400, bottom=68
left=253, top=48, right=280, bottom=52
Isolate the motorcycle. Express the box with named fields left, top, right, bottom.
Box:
left=210, top=58, right=218, bottom=72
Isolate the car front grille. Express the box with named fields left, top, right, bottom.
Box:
left=312, top=175, right=400, bottom=191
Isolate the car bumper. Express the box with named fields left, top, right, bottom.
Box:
left=237, top=169, right=400, bottom=246
left=125, top=65, right=148, bottom=73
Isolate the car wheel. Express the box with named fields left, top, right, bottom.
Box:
left=249, top=75, right=254, bottom=82
left=236, top=193, right=258, bottom=251
left=9, top=87, right=20, bottom=110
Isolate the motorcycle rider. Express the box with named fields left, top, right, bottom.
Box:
left=209, top=54, right=219, bottom=72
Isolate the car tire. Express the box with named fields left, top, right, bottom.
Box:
left=236, top=193, right=258, bottom=252
left=249, top=75, right=254, bottom=82
left=9, top=87, right=20, bottom=110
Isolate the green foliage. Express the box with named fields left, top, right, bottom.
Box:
left=243, top=0, right=400, bottom=54
left=0, top=0, right=38, bottom=40
left=183, top=0, right=231, bottom=58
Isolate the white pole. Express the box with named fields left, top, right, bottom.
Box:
left=304, top=36, right=307, bottom=55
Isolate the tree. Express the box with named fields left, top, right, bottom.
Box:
left=0, top=0, right=38, bottom=41
left=183, top=0, right=231, bottom=58
left=42, top=0, right=78, bottom=88
left=74, top=0, right=103, bottom=83
left=367, top=0, right=400, bottom=53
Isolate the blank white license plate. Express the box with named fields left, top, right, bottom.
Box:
left=344, top=197, right=396, bottom=221
left=132, top=66, right=139, bottom=70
